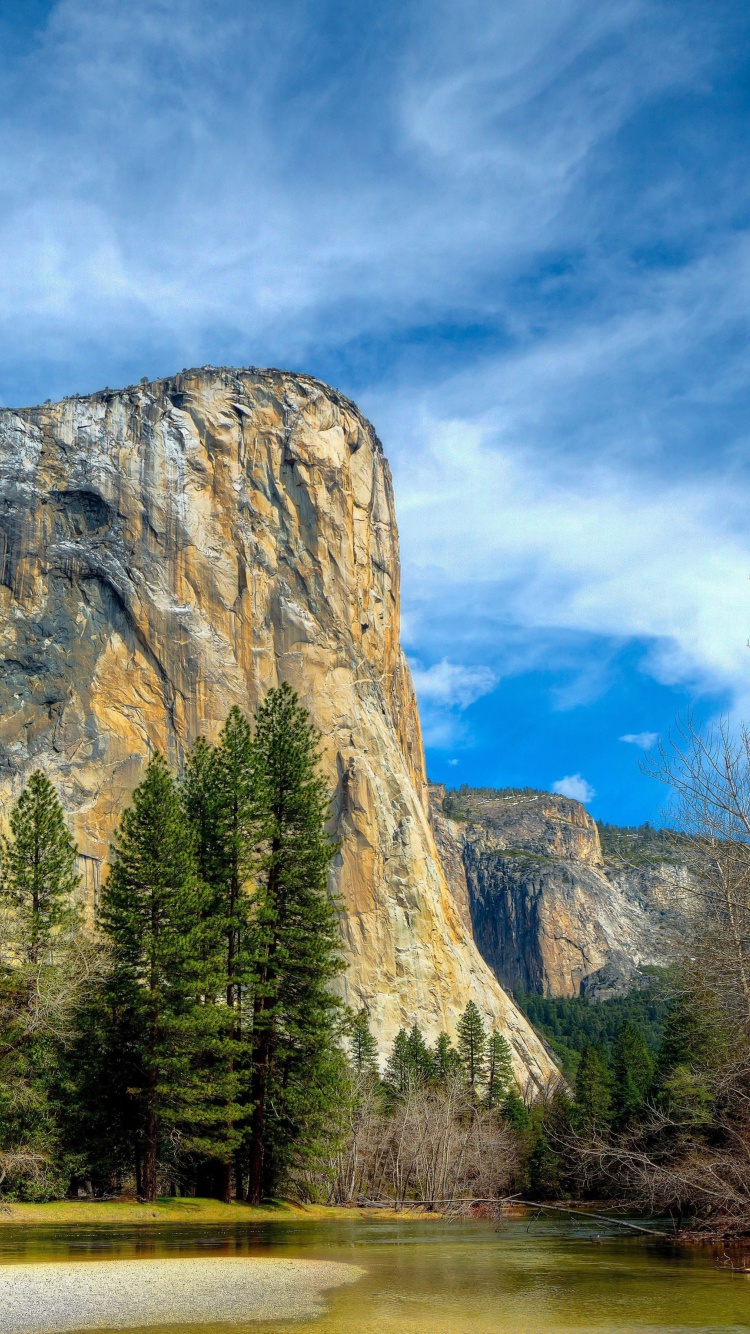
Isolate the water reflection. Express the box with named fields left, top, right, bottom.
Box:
left=0, top=1216, right=748, bottom=1332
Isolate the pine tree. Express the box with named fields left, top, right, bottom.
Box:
left=0, top=771, right=79, bottom=962
left=433, top=1031, right=462, bottom=1082
left=457, top=1001, right=487, bottom=1092
left=528, top=1132, right=561, bottom=1199
left=99, top=753, right=220, bottom=1202
left=183, top=712, right=256, bottom=1200
left=574, top=1042, right=613, bottom=1132
left=612, top=1020, right=653, bottom=1123
left=350, top=1009, right=379, bottom=1080
left=245, top=684, right=343, bottom=1203
left=0, top=773, right=81, bottom=1199
left=486, top=1030, right=514, bottom=1109
left=502, top=1085, right=531, bottom=1130
left=385, top=1029, right=412, bottom=1095
left=406, top=1024, right=435, bottom=1083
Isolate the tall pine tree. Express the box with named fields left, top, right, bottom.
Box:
left=99, top=754, right=220, bottom=1201
left=350, top=1009, right=379, bottom=1080
left=612, top=1019, right=653, bottom=1123
left=245, top=684, right=343, bottom=1203
left=574, top=1042, right=613, bottom=1132
left=0, top=772, right=81, bottom=1199
left=457, top=1001, right=487, bottom=1093
left=182, top=712, right=256, bottom=1200
left=486, top=1030, right=514, bottom=1110
left=1, top=771, right=79, bottom=962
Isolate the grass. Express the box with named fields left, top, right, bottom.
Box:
left=0, top=1198, right=371, bottom=1227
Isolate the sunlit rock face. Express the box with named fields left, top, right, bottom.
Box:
left=0, top=367, right=556, bottom=1084
left=430, top=785, right=695, bottom=999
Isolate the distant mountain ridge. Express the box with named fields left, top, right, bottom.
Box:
left=429, top=783, right=695, bottom=1000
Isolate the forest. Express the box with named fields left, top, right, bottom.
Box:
left=2, top=701, right=750, bottom=1241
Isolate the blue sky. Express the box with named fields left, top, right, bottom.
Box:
left=1, top=0, right=749, bottom=824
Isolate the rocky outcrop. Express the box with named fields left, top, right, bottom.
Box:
left=430, top=785, right=695, bottom=999
left=0, top=367, right=556, bottom=1084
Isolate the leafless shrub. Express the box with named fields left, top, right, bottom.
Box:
left=320, top=1075, right=521, bottom=1207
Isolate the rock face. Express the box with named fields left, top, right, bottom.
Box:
left=0, top=367, right=556, bottom=1084
left=430, top=785, right=695, bottom=999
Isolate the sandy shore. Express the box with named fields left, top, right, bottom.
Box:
left=0, top=1256, right=365, bottom=1332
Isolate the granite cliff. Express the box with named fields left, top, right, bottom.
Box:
left=0, top=367, right=555, bottom=1083
left=430, top=785, right=695, bottom=999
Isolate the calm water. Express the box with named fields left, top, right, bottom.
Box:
left=0, top=1215, right=749, bottom=1333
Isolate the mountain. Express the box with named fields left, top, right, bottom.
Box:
left=430, top=784, right=695, bottom=1000
left=0, top=367, right=556, bottom=1084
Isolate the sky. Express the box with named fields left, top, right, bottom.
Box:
left=1, top=0, right=749, bottom=825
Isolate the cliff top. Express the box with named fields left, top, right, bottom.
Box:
left=5, top=366, right=384, bottom=456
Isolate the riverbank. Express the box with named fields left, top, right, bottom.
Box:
left=0, top=1256, right=365, bottom=1333
left=0, top=1198, right=438, bottom=1227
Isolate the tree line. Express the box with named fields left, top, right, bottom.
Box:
left=530, top=717, right=750, bottom=1239
left=0, top=686, right=343, bottom=1204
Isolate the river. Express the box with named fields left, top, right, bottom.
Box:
left=0, top=1214, right=748, bottom=1332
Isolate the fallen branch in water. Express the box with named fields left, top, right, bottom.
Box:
left=353, top=1195, right=670, bottom=1236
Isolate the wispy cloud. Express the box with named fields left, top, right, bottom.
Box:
left=620, top=732, right=659, bottom=750
left=409, top=659, right=498, bottom=749
left=0, top=0, right=747, bottom=814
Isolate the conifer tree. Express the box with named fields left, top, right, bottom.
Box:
left=574, top=1042, right=613, bottom=1132
left=0, top=772, right=81, bottom=1199
left=612, top=1019, right=653, bottom=1123
left=385, top=1028, right=412, bottom=1095
left=406, top=1023, right=435, bottom=1083
left=433, top=1031, right=461, bottom=1082
left=245, top=684, right=343, bottom=1203
left=350, top=1009, right=379, bottom=1080
left=457, top=1001, right=487, bottom=1092
left=528, top=1132, right=561, bottom=1199
left=486, top=1030, right=514, bottom=1109
left=183, top=712, right=256, bottom=1200
left=502, top=1085, right=531, bottom=1130
left=0, top=771, right=79, bottom=962
left=99, top=754, right=221, bottom=1201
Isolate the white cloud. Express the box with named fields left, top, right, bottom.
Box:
left=552, top=774, right=595, bottom=802
left=409, top=659, right=497, bottom=710
left=408, top=659, right=498, bottom=750
left=620, top=732, right=659, bottom=749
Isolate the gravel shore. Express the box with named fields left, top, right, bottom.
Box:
left=0, top=1256, right=365, bottom=1332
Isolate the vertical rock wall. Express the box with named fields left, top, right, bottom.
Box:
left=0, top=367, right=556, bottom=1084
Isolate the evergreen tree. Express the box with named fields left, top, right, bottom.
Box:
left=457, top=1001, right=487, bottom=1092
left=350, top=1009, right=379, bottom=1080
left=433, top=1031, right=462, bottom=1082
left=612, top=1020, right=653, bottom=1123
left=653, top=986, right=722, bottom=1122
left=0, top=771, right=79, bottom=962
left=486, top=1030, right=514, bottom=1109
left=183, top=712, right=256, bottom=1200
left=574, top=1042, right=613, bottom=1132
left=0, top=773, right=82, bottom=1199
left=245, top=684, right=343, bottom=1203
left=528, top=1132, right=561, bottom=1199
left=385, top=1029, right=412, bottom=1095
left=406, top=1023, right=435, bottom=1083
left=502, top=1085, right=531, bottom=1131
left=99, top=754, right=222, bottom=1201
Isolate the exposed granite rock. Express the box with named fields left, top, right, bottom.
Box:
left=0, top=368, right=556, bottom=1083
left=430, top=785, right=695, bottom=999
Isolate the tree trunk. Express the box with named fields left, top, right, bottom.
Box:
left=143, top=1058, right=158, bottom=1202
left=248, top=1033, right=271, bottom=1205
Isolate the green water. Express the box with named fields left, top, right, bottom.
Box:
left=1, top=1216, right=749, bottom=1333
